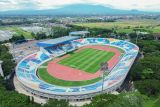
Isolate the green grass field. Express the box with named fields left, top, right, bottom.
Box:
left=38, top=48, right=117, bottom=86
left=58, top=48, right=115, bottom=73
left=0, top=26, right=33, bottom=39
left=38, top=68, right=101, bottom=87
left=74, top=19, right=160, bottom=33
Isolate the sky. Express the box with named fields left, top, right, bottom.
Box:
left=0, top=0, right=160, bottom=12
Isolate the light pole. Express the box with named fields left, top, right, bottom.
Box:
left=100, top=62, right=108, bottom=93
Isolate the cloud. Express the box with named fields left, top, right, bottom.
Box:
left=0, top=0, right=160, bottom=11
left=0, top=0, right=39, bottom=11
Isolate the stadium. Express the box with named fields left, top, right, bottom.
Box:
left=16, top=36, right=139, bottom=100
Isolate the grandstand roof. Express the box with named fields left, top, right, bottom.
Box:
left=37, top=36, right=80, bottom=47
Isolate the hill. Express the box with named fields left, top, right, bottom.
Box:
left=0, top=4, right=159, bottom=16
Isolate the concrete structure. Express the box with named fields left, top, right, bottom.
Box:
left=16, top=38, right=139, bottom=101
left=69, top=31, right=90, bottom=38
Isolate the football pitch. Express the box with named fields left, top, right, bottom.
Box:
left=58, top=48, right=115, bottom=73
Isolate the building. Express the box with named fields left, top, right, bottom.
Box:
left=69, top=31, right=90, bottom=38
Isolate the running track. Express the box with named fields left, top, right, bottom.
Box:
left=48, top=45, right=122, bottom=81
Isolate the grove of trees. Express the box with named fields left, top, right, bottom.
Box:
left=0, top=44, right=16, bottom=77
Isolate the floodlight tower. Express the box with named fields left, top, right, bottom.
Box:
left=100, top=62, right=108, bottom=93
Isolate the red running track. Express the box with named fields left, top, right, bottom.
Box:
left=47, top=45, right=122, bottom=81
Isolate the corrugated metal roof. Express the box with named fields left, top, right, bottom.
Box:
left=37, top=36, right=80, bottom=47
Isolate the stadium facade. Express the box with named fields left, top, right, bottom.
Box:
left=16, top=36, right=139, bottom=100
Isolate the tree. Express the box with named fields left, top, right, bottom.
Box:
left=51, top=26, right=70, bottom=38
left=31, top=32, right=36, bottom=38
left=43, top=99, right=69, bottom=107
left=131, top=55, right=160, bottom=81
left=35, top=32, right=47, bottom=40
left=110, top=92, right=146, bottom=107
left=88, top=28, right=113, bottom=37
left=134, top=80, right=160, bottom=96
left=155, top=97, right=160, bottom=107
left=9, top=34, right=25, bottom=42
left=83, top=92, right=147, bottom=107
left=0, top=78, right=40, bottom=107
left=2, top=59, right=15, bottom=77
left=0, top=45, right=16, bottom=77
left=83, top=94, right=117, bottom=107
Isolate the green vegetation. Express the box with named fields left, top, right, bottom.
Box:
left=0, top=77, right=69, bottom=107
left=34, top=32, right=47, bottom=40
left=38, top=68, right=101, bottom=87
left=0, top=26, right=33, bottom=39
left=134, top=80, right=160, bottom=97
left=51, top=26, right=70, bottom=38
left=59, top=48, right=115, bottom=73
left=0, top=26, right=72, bottom=41
left=0, top=44, right=16, bottom=77
left=75, top=19, right=160, bottom=33
left=83, top=92, right=148, bottom=107
left=9, top=35, right=25, bottom=42
left=9, top=27, right=33, bottom=39
left=130, top=38, right=160, bottom=106
left=1, top=19, right=160, bottom=106
left=0, top=44, right=69, bottom=107
left=43, top=99, right=69, bottom=107
left=38, top=47, right=119, bottom=86
left=74, top=19, right=160, bottom=107
left=19, top=25, right=160, bottom=106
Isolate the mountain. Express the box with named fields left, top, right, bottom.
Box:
left=0, top=4, right=159, bottom=16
